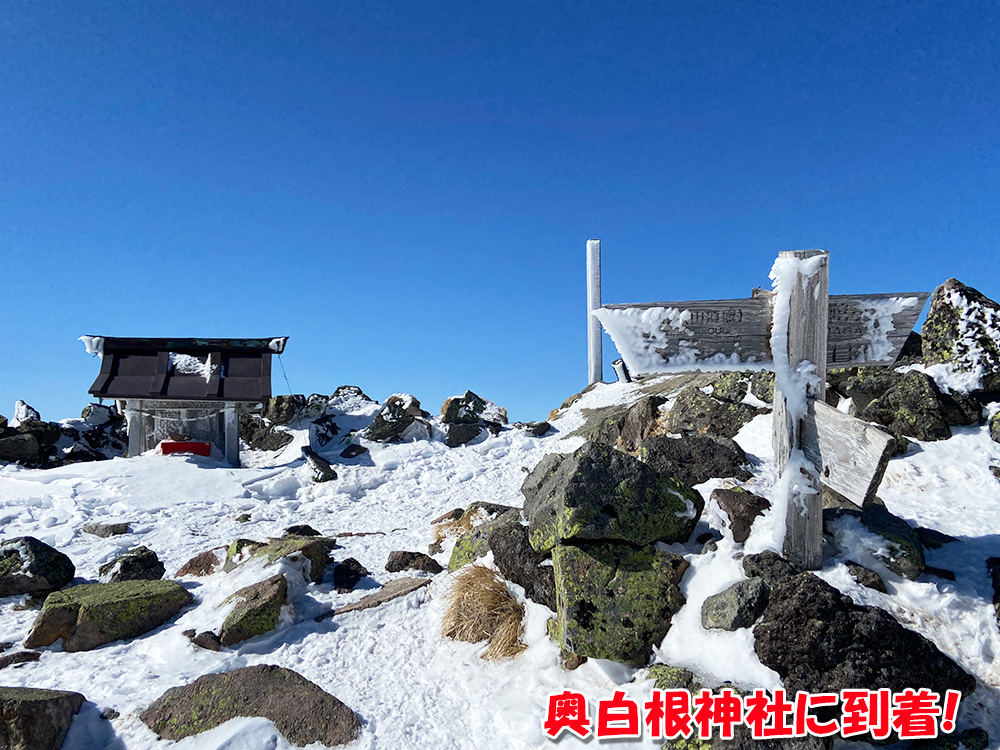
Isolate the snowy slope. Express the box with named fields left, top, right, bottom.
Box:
left=1, top=381, right=999, bottom=749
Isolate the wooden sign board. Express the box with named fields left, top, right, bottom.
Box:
left=595, top=292, right=929, bottom=376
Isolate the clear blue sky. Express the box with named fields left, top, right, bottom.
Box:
left=2, top=1, right=997, bottom=423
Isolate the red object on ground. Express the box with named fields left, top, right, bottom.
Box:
left=161, top=441, right=212, bottom=457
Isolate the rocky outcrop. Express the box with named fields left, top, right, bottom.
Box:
left=363, top=394, right=422, bottom=441
left=239, top=414, right=294, bottom=452
left=265, top=395, right=306, bottom=425
left=0, top=686, right=85, bottom=750
left=639, top=435, right=753, bottom=488
left=219, top=574, right=287, bottom=647
left=742, top=551, right=801, bottom=587
left=0, top=536, right=75, bottom=597
left=98, top=546, right=165, bottom=583
left=618, top=395, right=667, bottom=451
left=922, top=278, right=1000, bottom=391
left=666, top=387, right=764, bottom=439
left=24, top=580, right=193, bottom=651
left=701, top=578, right=769, bottom=631
left=310, top=413, right=340, bottom=447
left=855, top=371, right=982, bottom=442
left=441, top=390, right=506, bottom=425
left=140, top=665, right=361, bottom=745
left=522, top=442, right=702, bottom=553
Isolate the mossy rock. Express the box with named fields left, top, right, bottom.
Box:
left=0, top=536, right=75, bottom=597
left=447, top=511, right=512, bottom=571
left=569, top=404, right=629, bottom=447
left=646, top=664, right=702, bottom=692
left=550, top=541, right=687, bottom=666
left=524, top=442, right=703, bottom=553
left=223, top=538, right=265, bottom=572
left=922, top=278, right=1000, bottom=391
left=666, top=387, right=764, bottom=439
left=250, top=537, right=337, bottom=584
left=219, top=574, right=287, bottom=647
left=0, top=686, right=86, bottom=750
left=991, top=412, right=1000, bottom=444
left=23, top=579, right=192, bottom=652
left=857, top=371, right=953, bottom=441
left=711, top=372, right=749, bottom=403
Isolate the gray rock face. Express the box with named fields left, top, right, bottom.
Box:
left=445, top=423, right=482, bottom=447
left=239, top=414, right=294, bottom=452
left=549, top=541, right=687, bottom=666
left=140, top=665, right=361, bottom=746
left=265, top=395, right=305, bottom=425
left=742, top=551, right=802, bottom=587
left=666, top=387, right=764, bottom=439
left=98, top=546, right=165, bottom=583
left=523, top=442, right=703, bottom=553
left=618, top=395, right=667, bottom=451
left=385, top=550, right=443, bottom=574
left=0, top=536, right=75, bottom=597
left=922, top=278, right=1000, bottom=392
left=219, top=574, right=287, bottom=647
left=754, top=574, right=976, bottom=704
left=640, top=434, right=753, bottom=488
left=0, top=686, right=86, bottom=750
left=856, top=371, right=982, bottom=443
left=0, top=433, right=41, bottom=465
left=24, top=580, right=193, bottom=652
left=364, top=395, right=418, bottom=441
left=711, top=487, right=770, bottom=544
left=82, top=522, right=130, bottom=538
left=701, top=578, right=769, bottom=631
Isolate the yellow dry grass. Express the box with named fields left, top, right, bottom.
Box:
left=431, top=508, right=486, bottom=545
left=441, top=564, right=527, bottom=660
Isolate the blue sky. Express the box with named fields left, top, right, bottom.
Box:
left=1, top=1, right=997, bottom=423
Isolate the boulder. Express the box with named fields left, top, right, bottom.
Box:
left=174, top=549, right=222, bottom=577
left=98, top=546, right=165, bottom=583
left=239, top=414, right=294, bottom=452
left=640, top=434, right=753, bottom=488
left=14, top=419, right=61, bottom=450
left=985, top=558, right=1000, bottom=632
left=63, top=442, right=107, bottom=464
left=857, top=371, right=981, bottom=442
left=183, top=629, right=222, bottom=652
left=845, top=560, right=887, bottom=593
left=922, top=278, right=1000, bottom=391
left=12, top=400, right=41, bottom=424
left=223, top=538, right=266, bottom=571
left=340, top=443, right=369, bottom=458
left=711, top=487, right=770, bottom=544
left=486, top=512, right=557, bottom=611
left=711, top=372, right=750, bottom=404
left=284, top=524, right=321, bottom=537
left=265, top=395, right=305, bottom=425
left=448, top=509, right=518, bottom=571
left=24, top=580, right=193, bottom=652
left=701, top=578, right=769, bottom=631
left=646, top=664, right=703, bottom=692
left=514, top=421, right=550, bottom=437
left=81, top=403, right=117, bottom=426
left=991, top=412, right=1000, bottom=444
left=441, top=390, right=488, bottom=424
left=0, top=433, right=41, bottom=465
left=742, top=551, right=801, bottom=587
left=445, top=423, right=482, bottom=447
left=0, top=536, right=75, bottom=597
left=754, top=573, right=976, bottom=701
left=0, top=650, right=40, bottom=669
left=331, top=384, right=373, bottom=402
left=219, top=574, right=287, bottom=647
left=0, top=414, right=6, bottom=431
left=618, top=395, right=667, bottom=452
left=549, top=541, right=687, bottom=666
left=858, top=503, right=925, bottom=580
left=310, top=413, right=340, bottom=447
left=523, top=442, right=703, bottom=553
left=82, top=522, right=130, bottom=538
left=569, top=403, right=629, bottom=447
left=333, top=558, right=369, bottom=593
left=250, top=536, right=337, bottom=584
left=385, top=550, right=443, bottom=574
left=666, top=387, right=764, bottom=439
left=139, top=664, right=361, bottom=745
left=363, top=395, right=418, bottom=441
left=0, top=686, right=85, bottom=750
left=317, top=577, right=430, bottom=620
left=301, top=446, right=337, bottom=482
left=749, top=371, right=775, bottom=403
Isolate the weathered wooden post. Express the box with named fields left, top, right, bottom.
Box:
left=771, top=250, right=829, bottom=570
left=587, top=239, right=602, bottom=385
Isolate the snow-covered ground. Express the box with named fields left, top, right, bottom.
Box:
left=2, top=381, right=999, bottom=749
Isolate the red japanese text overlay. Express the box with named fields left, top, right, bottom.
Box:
left=542, top=688, right=962, bottom=741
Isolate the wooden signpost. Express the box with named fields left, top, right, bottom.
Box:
left=587, top=242, right=928, bottom=569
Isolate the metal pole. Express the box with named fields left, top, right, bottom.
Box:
left=587, top=239, right=602, bottom=385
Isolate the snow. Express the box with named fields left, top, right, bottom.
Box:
left=2, top=375, right=1000, bottom=749
left=169, top=353, right=217, bottom=381
left=79, top=336, right=105, bottom=357
left=859, top=297, right=920, bottom=363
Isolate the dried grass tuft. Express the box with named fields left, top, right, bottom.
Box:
left=432, top=508, right=486, bottom=545
left=441, top=564, right=527, bottom=660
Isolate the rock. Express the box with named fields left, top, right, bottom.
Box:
left=711, top=487, right=770, bottom=544
left=646, top=664, right=703, bottom=692
left=754, top=573, right=976, bottom=703
left=14, top=419, right=61, bottom=450
left=317, top=577, right=431, bottom=620
left=0, top=433, right=41, bottom=465
left=523, top=442, right=703, bottom=554
left=24, top=579, right=193, bottom=652
left=0, top=686, right=85, bottom=750
left=845, top=560, right=887, bottom=592
left=486, top=512, right=557, bottom=611
left=701, top=578, right=770, bottom=631
left=549, top=541, right=687, bottom=666
left=385, top=550, right=443, bottom=574
left=431, top=507, right=464, bottom=524
left=749, top=371, right=775, bottom=403
left=666, top=387, right=764, bottom=439
left=219, top=574, right=288, bottom=647
left=922, top=278, right=1000, bottom=391
left=81, top=403, right=117, bottom=426
left=841, top=368, right=902, bottom=413
left=640, top=434, right=753, bottom=488
left=448, top=510, right=514, bottom=571
left=140, top=664, right=361, bottom=745
left=239, top=414, right=294, bottom=452
left=711, top=372, right=750, bottom=403
left=859, top=503, right=925, bottom=580
left=618, top=395, right=667, bottom=451
left=98, top=546, right=165, bottom=583
left=0, top=650, right=40, bottom=669
left=301, top=446, right=337, bottom=482
left=924, top=565, right=956, bottom=581
left=364, top=394, right=418, bottom=441
left=991, top=464, right=1000, bottom=480
left=331, top=384, right=373, bottom=402
left=514, top=421, right=551, bottom=437
left=445, top=423, right=482, bottom=447
left=985, top=558, right=1000, bottom=632
left=857, top=371, right=981, bottom=443
left=100, top=708, right=120, bottom=721
left=249, top=536, right=337, bottom=584
left=340, top=443, right=368, bottom=458
left=191, top=630, right=221, bottom=651
left=284, top=524, right=321, bottom=537
left=0, top=414, right=6, bottom=431
left=742, top=551, right=802, bottom=587
left=441, top=390, right=488, bottom=424
left=992, top=412, right=1000, bottom=444
left=310, top=413, right=340, bottom=447
left=333, top=558, right=369, bottom=593
left=0, top=536, right=75, bottom=597
left=63, top=442, right=107, bottom=464
left=571, top=403, right=629, bottom=446
left=175, top=550, right=222, bottom=577
left=12, top=400, right=41, bottom=424
left=82, top=522, right=130, bottom=538
left=916, top=527, right=959, bottom=549
left=265, top=395, right=305, bottom=425
left=223, top=538, right=266, bottom=571
left=235, top=513, right=252, bottom=523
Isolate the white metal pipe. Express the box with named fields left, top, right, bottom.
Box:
left=587, top=239, right=602, bottom=384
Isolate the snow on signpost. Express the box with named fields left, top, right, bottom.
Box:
left=587, top=242, right=928, bottom=569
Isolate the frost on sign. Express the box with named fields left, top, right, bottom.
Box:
left=594, top=293, right=928, bottom=377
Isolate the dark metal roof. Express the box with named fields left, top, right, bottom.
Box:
left=85, top=337, right=288, bottom=402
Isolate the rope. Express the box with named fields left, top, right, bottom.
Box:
left=277, top=353, right=294, bottom=395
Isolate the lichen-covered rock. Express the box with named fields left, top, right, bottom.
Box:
left=922, top=278, right=1000, bottom=391
left=265, top=395, right=305, bottom=425
left=98, top=546, right=165, bottom=583
left=569, top=403, right=629, bottom=447
left=219, top=574, right=287, bottom=647
left=363, top=394, right=418, bottom=441
left=666, top=387, right=764, bottom=439
left=250, top=536, right=337, bottom=583
left=0, top=536, right=75, bottom=597
left=140, top=664, right=361, bottom=745
left=223, top=538, right=265, bottom=572
left=754, top=574, right=975, bottom=701
left=447, top=509, right=517, bottom=571
left=857, top=371, right=963, bottom=441
left=742, top=551, right=801, bottom=587
left=445, top=423, right=482, bottom=447
left=646, top=664, right=703, bottom=692
left=385, top=550, right=443, bottom=574
left=23, top=580, right=193, bottom=652
left=701, top=578, right=769, bottom=631
left=640, top=434, right=753, bottom=488
left=0, top=686, right=85, bottom=750
left=749, top=371, right=775, bottom=404
left=711, top=372, right=750, bottom=404
left=711, top=487, right=770, bottom=544
left=523, top=442, right=703, bottom=553
left=333, top=557, right=369, bottom=593
left=549, top=541, right=687, bottom=666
